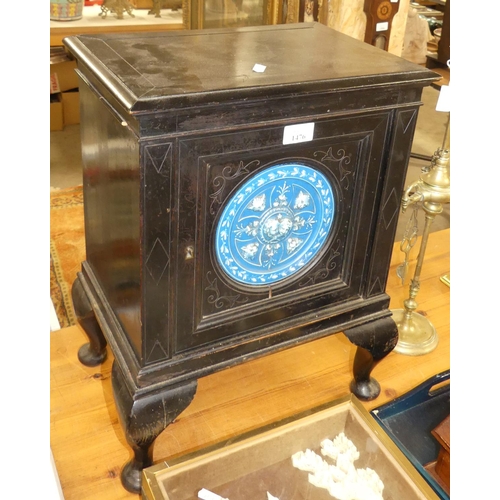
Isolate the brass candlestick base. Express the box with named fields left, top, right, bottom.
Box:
left=392, top=309, right=438, bottom=355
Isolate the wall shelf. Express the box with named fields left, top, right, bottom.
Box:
left=50, top=4, right=184, bottom=46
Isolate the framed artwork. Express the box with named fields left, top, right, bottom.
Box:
left=299, top=0, right=318, bottom=22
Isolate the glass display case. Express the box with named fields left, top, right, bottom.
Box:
left=142, top=395, right=440, bottom=500
left=188, top=0, right=326, bottom=29
left=50, top=0, right=332, bottom=43
left=189, top=0, right=275, bottom=28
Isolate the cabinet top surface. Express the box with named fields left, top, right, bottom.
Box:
left=64, top=23, right=438, bottom=111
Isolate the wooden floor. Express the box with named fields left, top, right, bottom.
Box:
left=50, top=229, right=450, bottom=499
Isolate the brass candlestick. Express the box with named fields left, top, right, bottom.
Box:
left=392, top=116, right=450, bottom=355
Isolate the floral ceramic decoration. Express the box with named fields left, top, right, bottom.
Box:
left=215, top=163, right=335, bottom=286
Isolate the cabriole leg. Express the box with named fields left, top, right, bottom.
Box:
left=72, top=272, right=107, bottom=366
left=111, top=361, right=198, bottom=494
left=344, top=316, right=398, bottom=400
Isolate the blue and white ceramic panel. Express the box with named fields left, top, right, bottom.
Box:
left=215, top=164, right=335, bottom=286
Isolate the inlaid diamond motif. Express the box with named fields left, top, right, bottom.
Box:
left=381, top=188, right=400, bottom=230
left=145, top=144, right=172, bottom=174
left=145, top=238, right=170, bottom=285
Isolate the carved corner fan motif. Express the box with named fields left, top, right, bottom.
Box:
left=215, top=163, right=335, bottom=286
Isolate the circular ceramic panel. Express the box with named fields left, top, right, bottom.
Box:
left=215, top=163, right=335, bottom=286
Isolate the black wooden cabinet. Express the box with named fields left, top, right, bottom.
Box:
left=64, top=23, right=438, bottom=493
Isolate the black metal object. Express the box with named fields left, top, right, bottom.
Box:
left=371, top=369, right=450, bottom=500
left=64, top=23, right=439, bottom=493
left=410, top=152, right=433, bottom=162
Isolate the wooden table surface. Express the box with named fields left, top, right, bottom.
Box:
left=50, top=229, right=450, bottom=499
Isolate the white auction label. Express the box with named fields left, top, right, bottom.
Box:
left=252, top=63, right=266, bottom=73
left=283, top=122, right=315, bottom=145
left=436, top=85, right=450, bottom=112
left=376, top=22, right=389, bottom=32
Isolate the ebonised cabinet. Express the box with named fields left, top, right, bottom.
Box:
left=64, top=22, right=438, bottom=493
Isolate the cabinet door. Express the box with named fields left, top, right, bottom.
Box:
left=173, top=111, right=391, bottom=354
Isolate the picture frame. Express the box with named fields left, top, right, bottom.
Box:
left=272, top=0, right=327, bottom=26
left=299, top=0, right=319, bottom=22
